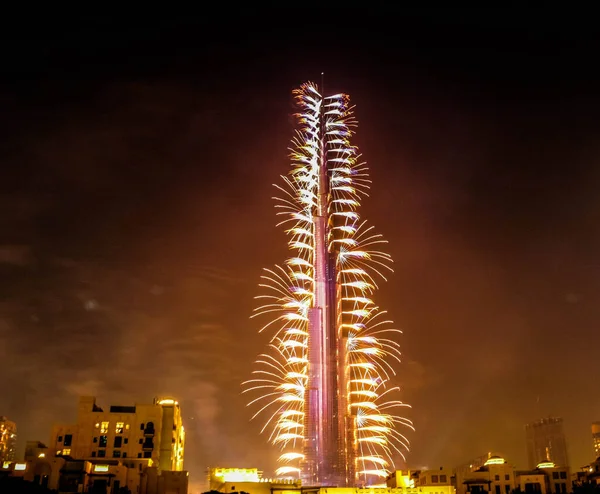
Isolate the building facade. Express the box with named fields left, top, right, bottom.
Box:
left=455, top=455, right=569, bottom=494
left=48, top=396, right=184, bottom=472
left=0, top=416, right=16, bottom=462
left=592, top=422, right=600, bottom=458
left=0, top=457, right=188, bottom=493
left=525, top=417, right=569, bottom=469
left=208, top=467, right=456, bottom=494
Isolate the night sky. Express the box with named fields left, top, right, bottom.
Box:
left=2, top=10, right=600, bottom=492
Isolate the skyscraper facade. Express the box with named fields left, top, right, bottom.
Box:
left=525, top=417, right=569, bottom=468
left=247, top=82, right=412, bottom=487
left=0, top=416, right=17, bottom=462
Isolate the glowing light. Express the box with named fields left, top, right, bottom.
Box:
left=94, top=465, right=110, bottom=472
left=157, top=399, right=178, bottom=406
left=213, top=468, right=261, bottom=483
left=14, top=463, right=26, bottom=471
left=484, top=456, right=506, bottom=466
left=244, top=81, right=413, bottom=485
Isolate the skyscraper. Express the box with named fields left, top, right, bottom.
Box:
left=246, top=82, right=412, bottom=487
left=592, top=422, right=600, bottom=458
left=525, top=417, right=569, bottom=468
left=0, top=416, right=17, bottom=462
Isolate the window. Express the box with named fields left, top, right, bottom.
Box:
left=91, top=451, right=96, bottom=457
left=505, top=475, right=510, bottom=481
left=505, top=485, right=510, bottom=494
left=100, top=422, right=109, bottom=434
left=140, top=423, right=145, bottom=430
left=143, top=451, right=152, bottom=458
left=560, top=472, right=566, bottom=479
left=124, top=438, right=128, bottom=444
left=125, top=424, right=130, bottom=430
left=113, top=450, right=121, bottom=458
left=495, top=486, right=501, bottom=494
left=116, top=422, right=124, bottom=434
left=432, top=475, right=439, bottom=483
left=62, top=448, right=71, bottom=456
left=99, top=436, right=108, bottom=448
left=123, top=452, right=127, bottom=458
left=552, top=472, right=559, bottom=480
left=495, top=475, right=500, bottom=481
left=137, top=453, right=142, bottom=458
left=114, top=437, right=122, bottom=448
left=139, top=439, right=143, bottom=444
left=93, top=437, right=98, bottom=443
left=440, top=475, right=447, bottom=483
left=97, top=450, right=105, bottom=458
left=64, top=434, right=72, bottom=447
left=57, top=436, right=63, bottom=442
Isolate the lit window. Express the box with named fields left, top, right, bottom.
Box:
left=125, top=424, right=130, bottom=430
left=62, top=448, right=71, bottom=456
left=14, top=463, right=27, bottom=471
left=2, top=461, right=10, bottom=469
left=116, top=422, right=124, bottom=434
left=100, top=422, right=109, bottom=433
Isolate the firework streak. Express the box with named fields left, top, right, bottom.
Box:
left=244, top=82, right=413, bottom=487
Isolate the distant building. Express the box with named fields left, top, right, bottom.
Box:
left=47, top=396, right=184, bottom=472
left=208, top=467, right=301, bottom=494
left=207, top=467, right=457, bottom=494
left=0, top=457, right=188, bottom=493
left=525, top=417, right=569, bottom=469
left=387, top=468, right=455, bottom=494
left=0, top=416, right=16, bottom=462
left=455, top=455, right=517, bottom=494
left=592, top=422, right=600, bottom=457
left=455, top=455, right=569, bottom=494
left=24, top=441, right=48, bottom=461
left=575, top=456, right=600, bottom=488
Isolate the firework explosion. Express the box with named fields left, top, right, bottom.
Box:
left=244, top=82, right=413, bottom=486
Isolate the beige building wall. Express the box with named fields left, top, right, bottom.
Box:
left=517, top=473, right=547, bottom=494
left=47, top=396, right=184, bottom=472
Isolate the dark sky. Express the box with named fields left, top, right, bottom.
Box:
left=2, top=9, right=600, bottom=492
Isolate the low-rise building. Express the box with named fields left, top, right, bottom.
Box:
left=0, top=457, right=188, bottom=493
left=48, top=396, right=184, bottom=472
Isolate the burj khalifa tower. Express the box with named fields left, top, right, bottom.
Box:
left=245, top=81, right=412, bottom=487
